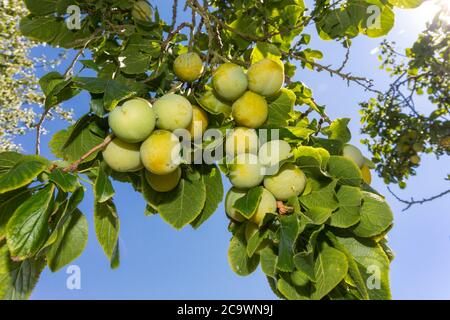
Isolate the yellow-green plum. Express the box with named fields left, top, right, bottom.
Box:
left=264, top=163, right=306, bottom=201
left=225, top=127, right=259, bottom=159
left=228, top=153, right=264, bottom=189
left=197, top=90, right=232, bottom=116
left=250, top=188, right=277, bottom=226
left=132, top=0, right=153, bottom=22
left=145, top=167, right=182, bottom=192
left=258, top=140, right=292, bottom=168
left=173, top=52, right=204, bottom=82
left=225, top=188, right=247, bottom=222
left=343, top=144, right=364, bottom=168
left=247, top=58, right=284, bottom=96
left=102, top=138, right=143, bottom=173
left=140, top=130, right=181, bottom=175
left=187, top=105, right=209, bottom=141
left=153, top=94, right=193, bottom=131
left=232, top=91, right=268, bottom=128
left=108, top=98, right=155, bottom=143
left=212, top=63, right=248, bottom=101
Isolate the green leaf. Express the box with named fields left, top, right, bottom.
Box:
left=0, top=189, right=31, bottom=240
left=6, top=184, right=55, bottom=260
left=49, top=169, right=80, bottom=193
left=0, top=156, right=48, bottom=194
left=388, top=0, right=424, bottom=8
left=94, top=163, right=115, bottom=203
left=157, top=178, right=206, bottom=230
left=335, top=235, right=391, bottom=299
left=0, top=241, right=45, bottom=300
left=266, top=88, right=296, bottom=127
left=362, top=3, right=394, bottom=38
left=299, top=180, right=338, bottom=224
left=103, top=80, right=136, bottom=111
left=23, top=0, right=58, bottom=15
left=277, top=275, right=310, bottom=300
left=0, top=152, right=24, bottom=174
left=191, top=166, right=223, bottom=229
left=251, top=42, right=282, bottom=64
left=228, top=226, right=260, bottom=276
left=312, top=242, right=348, bottom=299
left=293, top=146, right=329, bottom=177
left=119, top=50, right=152, bottom=75
left=293, top=251, right=315, bottom=282
left=260, top=247, right=277, bottom=278
left=328, top=185, right=362, bottom=228
left=233, top=186, right=263, bottom=219
left=46, top=209, right=88, bottom=272
left=352, top=192, right=393, bottom=238
left=20, top=16, right=62, bottom=43
left=94, top=200, right=120, bottom=261
left=110, top=242, right=120, bottom=269
left=277, top=214, right=300, bottom=272
left=323, top=118, right=351, bottom=143
left=327, top=156, right=362, bottom=186
left=246, top=228, right=269, bottom=257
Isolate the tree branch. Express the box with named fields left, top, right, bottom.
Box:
left=388, top=187, right=450, bottom=211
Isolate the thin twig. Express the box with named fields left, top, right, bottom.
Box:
left=171, top=0, right=178, bottom=30
left=388, top=187, right=450, bottom=211
left=160, top=22, right=192, bottom=53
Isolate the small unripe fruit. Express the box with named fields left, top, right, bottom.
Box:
left=187, top=106, right=209, bottom=141
left=228, top=153, right=264, bottom=189
left=140, top=130, right=181, bottom=175
left=264, top=163, right=306, bottom=201
left=258, top=140, right=292, bottom=168
left=225, top=127, right=259, bottom=159
left=132, top=1, right=153, bottom=22
left=212, top=63, right=248, bottom=101
left=102, top=138, right=143, bottom=173
left=361, top=165, right=372, bottom=185
left=173, top=52, right=204, bottom=82
left=412, top=142, right=423, bottom=152
left=153, top=94, right=193, bottom=131
left=250, top=188, right=277, bottom=226
left=145, top=167, right=181, bottom=192
left=225, top=188, right=247, bottom=222
left=232, top=91, right=268, bottom=129
left=108, top=98, right=155, bottom=143
left=247, top=58, right=284, bottom=96
left=410, top=155, right=421, bottom=165
left=343, top=144, right=364, bottom=168
left=197, top=91, right=232, bottom=116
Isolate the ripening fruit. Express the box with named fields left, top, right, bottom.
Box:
left=258, top=140, right=292, bottom=168
left=197, top=91, right=232, bottom=116
left=232, top=91, right=268, bottom=128
left=225, top=127, right=259, bottom=159
left=153, top=94, right=193, bottom=131
left=102, top=138, right=143, bottom=173
left=228, top=153, right=264, bottom=189
left=212, top=63, right=248, bottom=101
left=361, top=165, right=372, bottom=185
left=225, top=188, right=247, bottom=222
left=247, top=58, right=284, bottom=97
left=343, top=144, right=364, bottom=168
left=108, top=98, right=155, bottom=143
left=132, top=0, right=153, bottom=22
left=410, top=155, right=421, bottom=165
left=187, top=106, right=209, bottom=141
left=145, top=167, right=182, bottom=192
left=250, top=188, right=277, bottom=226
left=412, top=142, right=423, bottom=152
left=264, top=163, right=306, bottom=201
left=140, top=130, right=181, bottom=175
left=173, top=52, right=204, bottom=82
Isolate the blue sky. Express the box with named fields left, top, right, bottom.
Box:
left=15, top=1, right=449, bottom=299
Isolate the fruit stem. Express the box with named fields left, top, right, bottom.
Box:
left=277, top=201, right=293, bottom=215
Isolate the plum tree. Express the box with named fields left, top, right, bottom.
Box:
left=343, top=144, right=365, bottom=168
left=187, top=105, right=209, bottom=141
left=264, top=163, right=306, bottom=201
left=145, top=167, right=182, bottom=192
left=258, top=140, right=292, bottom=168
left=247, top=58, right=284, bottom=97
left=173, top=52, right=204, bottom=82
left=225, top=188, right=247, bottom=222
left=102, top=138, right=143, bottom=173
left=132, top=0, right=152, bottom=22
left=140, top=130, right=181, bottom=175
left=108, top=98, right=155, bottom=143
left=250, top=188, right=277, bottom=226
left=232, top=91, right=268, bottom=128
left=225, top=127, right=259, bottom=159
left=153, top=94, right=193, bottom=131
left=212, top=63, right=248, bottom=101
left=228, top=153, right=264, bottom=189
